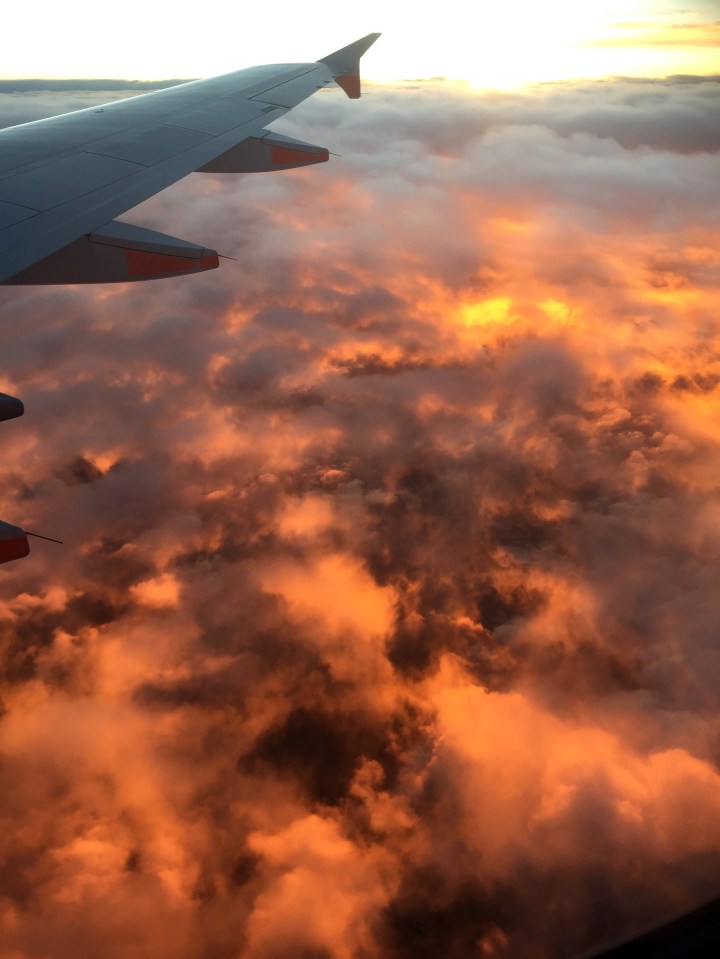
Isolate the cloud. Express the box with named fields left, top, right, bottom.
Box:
left=0, top=75, right=719, bottom=958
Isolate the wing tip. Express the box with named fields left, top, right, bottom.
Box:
left=319, top=33, right=382, bottom=98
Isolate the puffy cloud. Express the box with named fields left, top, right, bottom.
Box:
left=0, top=74, right=719, bottom=958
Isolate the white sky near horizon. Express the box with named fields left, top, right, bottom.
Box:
left=2, top=1, right=719, bottom=88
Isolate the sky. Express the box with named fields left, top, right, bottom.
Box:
left=0, top=6, right=720, bottom=959
left=1, top=1, right=719, bottom=86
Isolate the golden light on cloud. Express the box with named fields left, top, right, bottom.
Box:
left=131, top=573, right=181, bottom=609
left=0, top=53, right=720, bottom=959
left=460, top=296, right=515, bottom=329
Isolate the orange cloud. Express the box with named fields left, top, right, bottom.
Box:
left=0, top=75, right=719, bottom=958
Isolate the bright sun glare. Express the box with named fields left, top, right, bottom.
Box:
left=2, top=0, right=717, bottom=87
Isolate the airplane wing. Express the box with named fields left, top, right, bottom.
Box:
left=0, top=33, right=380, bottom=562
left=0, top=33, right=380, bottom=285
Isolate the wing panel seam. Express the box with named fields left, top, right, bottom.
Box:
left=83, top=150, right=151, bottom=167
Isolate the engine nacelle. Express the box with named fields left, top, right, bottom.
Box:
left=197, top=132, right=329, bottom=173
left=3, top=220, right=219, bottom=284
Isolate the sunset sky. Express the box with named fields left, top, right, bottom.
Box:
left=0, top=5, right=719, bottom=959
left=2, top=1, right=719, bottom=85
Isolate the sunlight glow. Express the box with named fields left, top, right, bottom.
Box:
left=2, top=0, right=717, bottom=87
left=461, top=297, right=514, bottom=328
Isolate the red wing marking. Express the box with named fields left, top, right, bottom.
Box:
left=335, top=74, right=361, bottom=99
left=270, top=145, right=329, bottom=166
left=125, top=250, right=219, bottom=277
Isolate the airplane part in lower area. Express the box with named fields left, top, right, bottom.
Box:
left=196, top=132, right=329, bottom=173
left=0, top=395, right=28, bottom=564
left=0, top=521, right=30, bottom=564
left=0, top=392, right=24, bottom=421
left=580, top=894, right=720, bottom=957
left=2, top=220, right=219, bottom=284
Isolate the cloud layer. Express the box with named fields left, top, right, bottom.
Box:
left=0, top=75, right=719, bottom=958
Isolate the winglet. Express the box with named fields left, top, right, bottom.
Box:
left=319, top=32, right=381, bottom=99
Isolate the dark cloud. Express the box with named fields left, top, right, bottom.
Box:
left=0, top=73, right=719, bottom=959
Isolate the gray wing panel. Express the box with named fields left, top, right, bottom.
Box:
left=0, top=62, right=333, bottom=283
left=0, top=200, right=39, bottom=229
left=0, top=65, right=291, bottom=175
left=250, top=69, right=334, bottom=108
left=162, top=99, right=268, bottom=136
left=0, top=153, right=143, bottom=210
left=88, top=125, right=213, bottom=165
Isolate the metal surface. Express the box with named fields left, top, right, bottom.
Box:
left=0, top=199, right=37, bottom=228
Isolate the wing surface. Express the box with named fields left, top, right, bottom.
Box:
left=0, top=33, right=380, bottom=284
